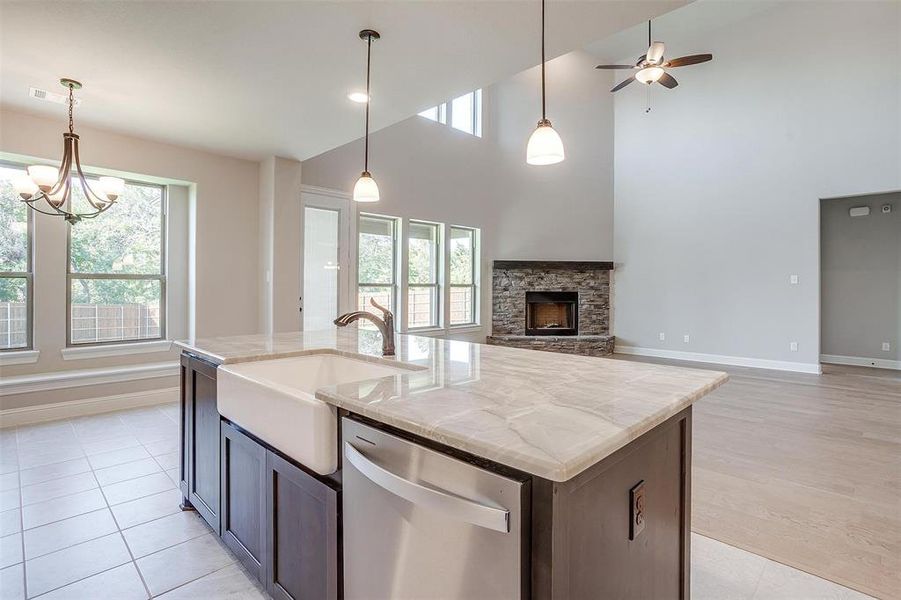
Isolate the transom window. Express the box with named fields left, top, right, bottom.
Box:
left=407, top=221, right=440, bottom=328
left=357, top=214, right=397, bottom=317
left=449, top=226, right=477, bottom=325
left=68, top=180, right=166, bottom=345
left=418, top=89, right=482, bottom=137
left=0, top=164, right=33, bottom=350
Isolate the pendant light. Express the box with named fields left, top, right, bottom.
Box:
left=15, top=78, right=125, bottom=224
left=353, top=29, right=380, bottom=202
left=526, top=0, right=565, bottom=166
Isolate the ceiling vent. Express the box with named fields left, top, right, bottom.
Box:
left=28, top=87, right=82, bottom=106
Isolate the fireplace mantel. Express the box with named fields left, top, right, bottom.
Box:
left=493, top=260, right=614, bottom=271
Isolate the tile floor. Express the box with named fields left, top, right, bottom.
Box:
left=0, top=403, right=876, bottom=599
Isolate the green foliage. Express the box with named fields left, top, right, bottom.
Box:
left=69, top=182, right=162, bottom=305
left=358, top=232, right=393, bottom=284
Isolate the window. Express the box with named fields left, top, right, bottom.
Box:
left=418, top=103, right=446, bottom=125
left=68, top=180, right=165, bottom=345
left=358, top=214, right=397, bottom=317
left=0, top=164, right=32, bottom=350
left=417, top=89, right=481, bottom=137
left=451, top=90, right=482, bottom=137
left=449, top=226, right=477, bottom=325
left=407, top=221, right=440, bottom=328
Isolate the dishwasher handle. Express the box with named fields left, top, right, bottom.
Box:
left=344, top=442, right=510, bottom=533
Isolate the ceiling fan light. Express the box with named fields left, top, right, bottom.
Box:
left=27, top=165, right=59, bottom=190
left=14, top=175, right=38, bottom=200
left=353, top=172, right=380, bottom=202
left=526, top=120, right=565, bottom=166
left=636, top=66, right=665, bottom=84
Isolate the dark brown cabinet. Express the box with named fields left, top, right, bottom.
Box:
left=218, top=419, right=339, bottom=600
left=180, top=353, right=220, bottom=533
left=221, top=421, right=267, bottom=581
left=266, top=450, right=339, bottom=600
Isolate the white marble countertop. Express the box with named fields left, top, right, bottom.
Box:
left=176, top=328, right=727, bottom=481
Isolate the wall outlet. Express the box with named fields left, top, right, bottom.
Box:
left=683, top=335, right=690, bottom=344
left=789, top=274, right=799, bottom=285
left=658, top=332, right=665, bottom=341
left=883, top=342, right=891, bottom=352
left=790, top=342, right=798, bottom=352
left=629, top=480, right=646, bottom=541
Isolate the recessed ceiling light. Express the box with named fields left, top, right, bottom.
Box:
left=347, top=91, right=369, bottom=103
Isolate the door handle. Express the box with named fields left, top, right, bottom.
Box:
left=344, top=442, right=510, bottom=533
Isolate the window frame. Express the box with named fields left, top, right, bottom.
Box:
left=65, top=179, right=168, bottom=347
left=448, top=225, right=478, bottom=327
left=417, top=89, right=481, bottom=138
left=0, top=161, right=34, bottom=351
left=407, top=220, right=441, bottom=330
left=357, top=212, right=398, bottom=319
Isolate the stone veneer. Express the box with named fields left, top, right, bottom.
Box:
left=487, top=260, right=614, bottom=357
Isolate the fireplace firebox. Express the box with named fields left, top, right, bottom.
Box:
left=525, top=291, right=578, bottom=336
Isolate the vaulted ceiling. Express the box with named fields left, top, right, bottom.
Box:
left=1, top=1, right=686, bottom=161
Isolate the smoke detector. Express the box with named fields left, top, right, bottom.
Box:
left=29, top=87, right=82, bottom=107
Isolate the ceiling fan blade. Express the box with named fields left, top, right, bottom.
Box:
left=611, top=76, right=635, bottom=93
left=658, top=72, right=678, bottom=89
left=596, top=64, right=638, bottom=70
left=665, top=54, right=713, bottom=68
left=647, top=42, right=665, bottom=64
left=636, top=54, right=647, bottom=66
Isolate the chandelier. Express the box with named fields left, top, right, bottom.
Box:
left=14, top=78, right=124, bottom=225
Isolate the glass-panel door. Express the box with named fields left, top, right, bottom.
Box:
left=303, top=206, right=340, bottom=331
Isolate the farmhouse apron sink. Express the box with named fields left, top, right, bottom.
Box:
left=217, top=353, right=418, bottom=475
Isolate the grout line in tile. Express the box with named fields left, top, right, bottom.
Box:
left=87, top=429, right=154, bottom=600
left=26, top=556, right=134, bottom=600
left=150, top=559, right=239, bottom=599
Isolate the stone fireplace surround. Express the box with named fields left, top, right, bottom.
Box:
left=487, top=260, right=615, bottom=357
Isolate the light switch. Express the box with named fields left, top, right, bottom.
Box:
left=790, top=275, right=799, bottom=285
left=883, top=342, right=892, bottom=352
left=658, top=332, right=665, bottom=341
left=683, top=335, right=690, bottom=344
left=790, top=342, right=798, bottom=352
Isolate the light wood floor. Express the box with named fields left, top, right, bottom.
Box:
left=617, top=356, right=901, bottom=600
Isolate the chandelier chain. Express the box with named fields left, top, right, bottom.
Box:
left=68, top=83, right=74, bottom=134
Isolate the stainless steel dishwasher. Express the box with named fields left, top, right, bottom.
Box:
left=342, top=417, right=528, bottom=599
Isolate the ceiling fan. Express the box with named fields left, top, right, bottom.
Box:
left=597, top=20, right=712, bottom=93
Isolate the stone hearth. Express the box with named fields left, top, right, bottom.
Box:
left=487, top=260, right=614, bottom=357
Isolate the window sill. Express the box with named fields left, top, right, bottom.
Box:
left=405, top=324, right=483, bottom=336
left=406, top=327, right=445, bottom=336
left=0, top=350, right=40, bottom=367
left=61, top=340, right=173, bottom=361
left=448, top=324, right=483, bottom=334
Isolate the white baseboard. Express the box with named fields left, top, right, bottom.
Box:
left=820, top=354, right=901, bottom=371
left=615, top=345, right=822, bottom=374
left=0, top=387, right=179, bottom=428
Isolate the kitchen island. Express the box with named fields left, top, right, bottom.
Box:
left=176, top=328, right=727, bottom=599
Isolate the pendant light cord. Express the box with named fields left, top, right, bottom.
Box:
left=540, top=0, right=546, bottom=121
left=648, top=20, right=651, bottom=48
left=364, top=34, right=372, bottom=173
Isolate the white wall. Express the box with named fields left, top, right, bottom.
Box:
left=612, top=1, right=901, bottom=369
left=820, top=192, right=900, bottom=364
left=259, top=157, right=303, bottom=334
left=1, top=108, right=260, bottom=410
left=302, top=50, right=617, bottom=340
